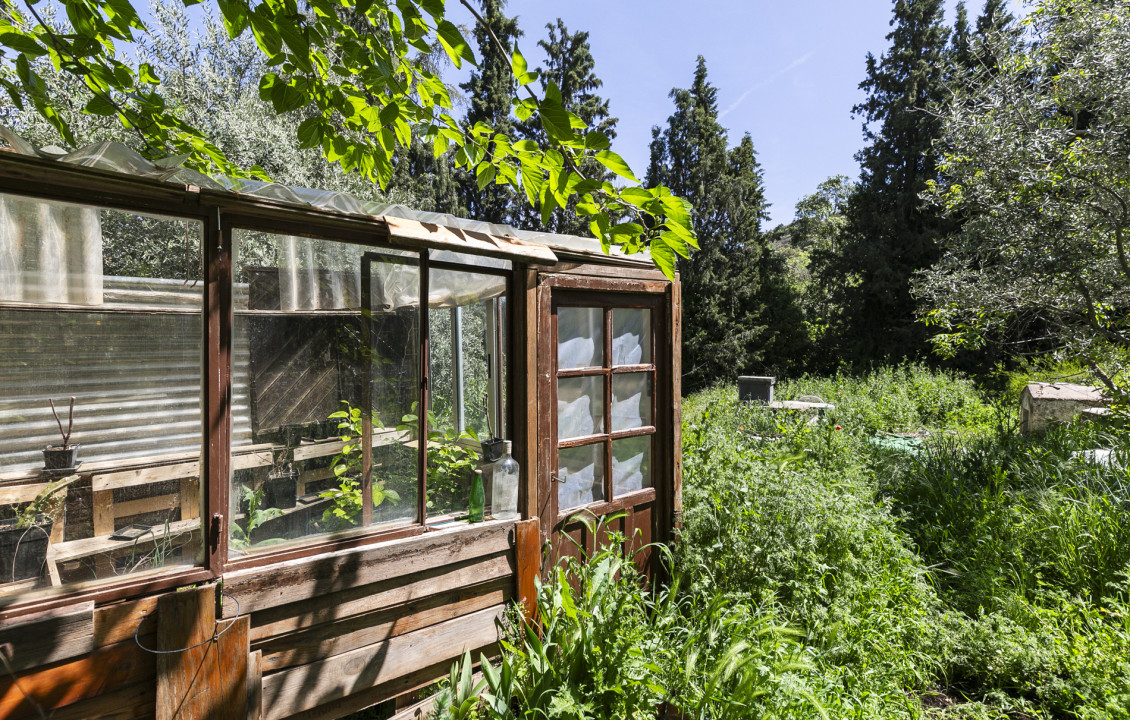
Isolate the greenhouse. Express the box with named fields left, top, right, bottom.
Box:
left=0, top=129, right=681, bottom=720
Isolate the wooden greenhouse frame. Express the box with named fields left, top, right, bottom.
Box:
left=0, top=147, right=682, bottom=720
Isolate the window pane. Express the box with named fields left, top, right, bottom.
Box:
left=230, top=232, right=419, bottom=555
left=557, top=307, right=602, bottom=369
left=427, top=268, right=507, bottom=518
left=557, top=376, right=604, bottom=440
left=612, top=309, right=651, bottom=366
left=558, top=443, right=605, bottom=510
left=612, top=436, right=652, bottom=495
left=0, top=194, right=203, bottom=598
left=611, top=373, right=653, bottom=431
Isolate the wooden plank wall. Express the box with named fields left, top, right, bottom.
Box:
left=0, top=519, right=537, bottom=720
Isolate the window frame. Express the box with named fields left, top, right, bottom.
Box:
left=220, top=217, right=515, bottom=572
left=0, top=158, right=519, bottom=615
left=550, top=290, right=665, bottom=523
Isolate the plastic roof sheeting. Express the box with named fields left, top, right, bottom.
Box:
left=0, top=126, right=654, bottom=266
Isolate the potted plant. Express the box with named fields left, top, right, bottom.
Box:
left=0, top=474, right=79, bottom=582
left=479, top=394, right=505, bottom=463
left=42, top=396, right=80, bottom=471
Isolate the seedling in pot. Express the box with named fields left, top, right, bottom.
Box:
left=43, top=396, right=80, bottom=471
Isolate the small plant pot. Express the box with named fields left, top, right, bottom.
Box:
left=43, top=444, right=79, bottom=472
left=263, top=469, right=298, bottom=509
left=480, top=438, right=506, bottom=463
left=0, top=515, right=53, bottom=583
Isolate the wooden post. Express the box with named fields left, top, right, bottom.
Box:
left=156, top=584, right=249, bottom=720
left=514, top=517, right=540, bottom=621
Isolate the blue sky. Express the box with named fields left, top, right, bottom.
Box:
left=449, top=0, right=982, bottom=226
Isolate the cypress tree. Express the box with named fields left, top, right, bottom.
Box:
left=828, top=0, right=952, bottom=365
left=458, top=0, right=522, bottom=224
left=648, top=57, right=803, bottom=388
left=512, top=20, right=617, bottom=235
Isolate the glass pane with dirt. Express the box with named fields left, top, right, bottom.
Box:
left=229, top=232, right=420, bottom=554
left=0, top=194, right=204, bottom=598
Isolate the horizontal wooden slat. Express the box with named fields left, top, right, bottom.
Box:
left=49, top=518, right=200, bottom=563
left=94, top=596, right=159, bottom=648
left=0, top=601, right=94, bottom=672
left=0, top=638, right=154, bottom=717
left=247, top=552, right=514, bottom=641
left=223, top=520, right=513, bottom=616
left=258, top=576, right=510, bottom=673
left=113, top=492, right=183, bottom=519
left=43, top=680, right=156, bottom=720
left=0, top=483, right=44, bottom=505
left=262, top=604, right=503, bottom=720
left=93, top=462, right=200, bottom=492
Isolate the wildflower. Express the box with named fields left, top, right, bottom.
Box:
left=835, top=425, right=842, bottom=430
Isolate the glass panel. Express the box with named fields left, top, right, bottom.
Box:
left=612, top=436, right=652, bottom=495
left=558, top=443, right=605, bottom=510
left=611, top=373, right=653, bottom=431
left=612, top=309, right=651, bottom=366
left=0, top=193, right=203, bottom=599
left=557, top=376, right=604, bottom=440
left=557, top=307, right=603, bottom=369
left=427, top=269, right=507, bottom=518
left=230, top=232, right=419, bottom=555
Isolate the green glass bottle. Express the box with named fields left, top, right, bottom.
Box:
left=468, top=468, right=485, bottom=523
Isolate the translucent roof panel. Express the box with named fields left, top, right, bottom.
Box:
left=0, top=126, right=654, bottom=266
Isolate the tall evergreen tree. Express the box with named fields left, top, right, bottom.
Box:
left=826, top=0, right=952, bottom=365
left=512, top=20, right=618, bottom=234
left=648, top=57, right=804, bottom=388
left=458, top=0, right=522, bottom=224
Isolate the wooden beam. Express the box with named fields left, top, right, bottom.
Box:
left=44, top=681, right=157, bottom=720
left=261, top=605, right=502, bottom=720
left=94, top=596, right=159, bottom=647
left=248, top=651, right=263, bottom=720
left=0, top=601, right=94, bottom=672
left=257, top=577, right=509, bottom=673
left=156, top=585, right=249, bottom=720
left=0, top=638, right=153, bottom=717
left=222, top=520, right=512, bottom=616
left=246, top=552, right=513, bottom=641
left=514, top=518, right=540, bottom=621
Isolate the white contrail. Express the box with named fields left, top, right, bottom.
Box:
left=719, top=51, right=814, bottom=120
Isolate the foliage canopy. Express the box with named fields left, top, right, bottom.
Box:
left=0, top=0, right=696, bottom=277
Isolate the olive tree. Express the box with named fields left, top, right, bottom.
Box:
left=919, top=0, right=1130, bottom=387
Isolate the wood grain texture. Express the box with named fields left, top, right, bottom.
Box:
left=44, top=680, right=156, bottom=720
left=0, top=638, right=153, bottom=717
left=669, top=281, right=683, bottom=531
left=222, top=521, right=512, bottom=617
left=261, top=605, right=503, bottom=720
left=95, top=596, right=160, bottom=647
left=247, top=552, right=512, bottom=642
left=0, top=600, right=94, bottom=672
left=539, top=275, right=669, bottom=293
left=248, top=650, right=263, bottom=720
left=156, top=585, right=248, bottom=720
left=281, top=658, right=457, bottom=720
left=514, top=518, right=540, bottom=621
left=257, top=577, right=509, bottom=673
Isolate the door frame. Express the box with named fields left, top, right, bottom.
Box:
left=534, top=271, right=676, bottom=576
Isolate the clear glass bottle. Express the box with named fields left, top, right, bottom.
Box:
left=468, top=468, right=485, bottom=523
left=492, top=440, right=520, bottom=521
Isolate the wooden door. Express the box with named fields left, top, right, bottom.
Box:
left=536, top=284, right=672, bottom=579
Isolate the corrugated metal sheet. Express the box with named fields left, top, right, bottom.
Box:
left=0, top=277, right=253, bottom=474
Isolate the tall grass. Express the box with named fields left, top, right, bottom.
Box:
left=429, top=365, right=1130, bottom=719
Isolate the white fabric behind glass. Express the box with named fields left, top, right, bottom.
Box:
left=612, top=309, right=651, bottom=366
left=611, top=373, right=653, bottom=430
left=557, top=376, right=603, bottom=440
left=558, top=443, right=604, bottom=509
left=557, top=307, right=602, bottom=368
left=0, top=194, right=103, bottom=305
left=612, top=436, right=651, bottom=494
